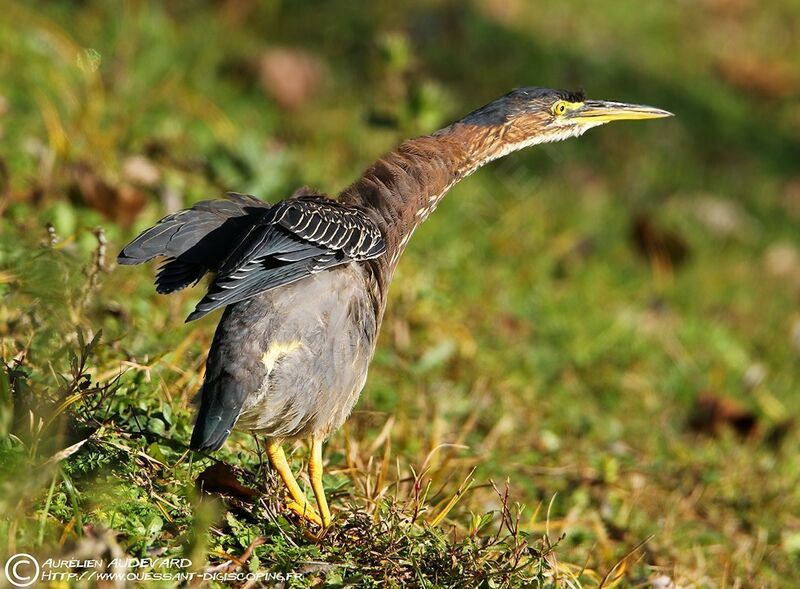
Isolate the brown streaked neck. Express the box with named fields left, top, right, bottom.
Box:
left=339, top=122, right=508, bottom=280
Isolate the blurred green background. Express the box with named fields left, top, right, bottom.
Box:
left=1, top=0, right=799, bottom=586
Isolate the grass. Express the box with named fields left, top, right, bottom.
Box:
left=1, top=0, right=800, bottom=586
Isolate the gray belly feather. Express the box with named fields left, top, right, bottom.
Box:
left=217, top=263, right=377, bottom=439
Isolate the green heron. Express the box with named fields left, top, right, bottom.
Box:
left=118, top=87, right=671, bottom=528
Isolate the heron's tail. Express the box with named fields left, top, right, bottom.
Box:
left=189, top=304, right=260, bottom=452
left=190, top=373, right=248, bottom=451
left=117, top=193, right=268, bottom=294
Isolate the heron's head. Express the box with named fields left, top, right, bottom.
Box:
left=459, top=87, right=672, bottom=154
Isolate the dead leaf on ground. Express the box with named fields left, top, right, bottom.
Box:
left=703, top=0, right=754, bottom=16
left=763, top=242, right=800, bottom=286
left=196, top=462, right=259, bottom=502
left=122, top=155, right=161, bottom=188
left=258, top=48, right=323, bottom=111
left=688, top=391, right=758, bottom=438
left=217, top=0, right=258, bottom=25
left=715, top=54, right=797, bottom=99
left=72, top=162, right=146, bottom=226
left=474, top=0, right=526, bottom=25
left=687, top=194, right=754, bottom=237
left=631, top=213, right=690, bottom=271
left=496, top=313, right=531, bottom=340
left=781, top=179, right=800, bottom=220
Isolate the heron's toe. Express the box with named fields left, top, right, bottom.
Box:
left=284, top=498, right=323, bottom=527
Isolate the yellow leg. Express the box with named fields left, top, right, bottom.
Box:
left=308, top=437, right=332, bottom=528
left=266, top=440, right=322, bottom=527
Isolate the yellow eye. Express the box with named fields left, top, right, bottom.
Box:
left=553, top=101, right=568, bottom=115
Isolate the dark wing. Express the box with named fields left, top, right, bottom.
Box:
left=117, top=193, right=268, bottom=293
left=186, top=196, right=385, bottom=321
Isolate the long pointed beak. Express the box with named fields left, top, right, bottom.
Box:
left=569, top=100, right=674, bottom=123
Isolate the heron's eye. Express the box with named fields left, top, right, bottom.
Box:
left=552, top=101, right=568, bottom=116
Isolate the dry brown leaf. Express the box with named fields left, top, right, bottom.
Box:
left=688, top=391, right=758, bottom=438
left=196, top=462, right=259, bottom=502
left=781, top=179, right=800, bottom=220
left=122, top=155, right=161, bottom=188
left=72, top=162, right=146, bottom=226
left=258, top=48, right=322, bottom=111
left=630, top=213, right=690, bottom=270
left=716, top=55, right=797, bottom=99
left=763, top=242, right=800, bottom=279
left=704, top=0, right=754, bottom=17
left=689, top=195, right=753, bottom=237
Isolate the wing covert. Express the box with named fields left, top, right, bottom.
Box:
left=270, top=197, right=385, bottom=260
left=187, top=196, right=385, bottom=321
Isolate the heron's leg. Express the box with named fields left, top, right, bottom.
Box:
left=308, top=437, right=331, bottom=528
left=265, top=439, right=322, bottom=527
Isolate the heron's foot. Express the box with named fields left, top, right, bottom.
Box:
left=284, top=498, right=323, bottom=528
left=267, top=439, right=324, bottom=529
left=309, top=437, right=332, bottom=528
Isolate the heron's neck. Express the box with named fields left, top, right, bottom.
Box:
left=339, top=123, right=509, bottom=272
